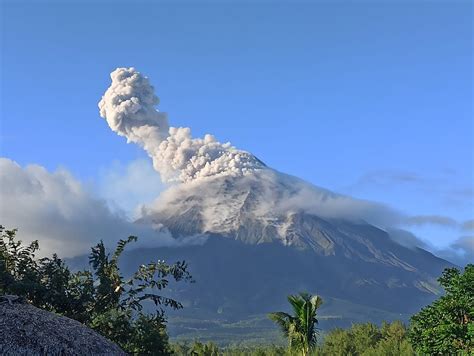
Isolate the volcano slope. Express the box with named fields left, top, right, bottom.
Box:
left=125, top=170, right=453, bottom=343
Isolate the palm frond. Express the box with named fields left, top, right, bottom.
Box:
left=288, top=293, right=306, bottom=318
left=268, top=312, right=294, bottom=337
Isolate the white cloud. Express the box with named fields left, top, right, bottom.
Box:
left=98, top=158, right=165, bottom=218
left=436, top=236, right=474, bottom=267
left=142, top=168, right=405, bottom=239
left=0, top=158, right=178, bottom=257
left=387, top=228, right=473, bottom=266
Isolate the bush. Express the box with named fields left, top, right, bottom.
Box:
left=0, top=225, right=192, bottom=354
left=409, top=264, right=474, bottom=354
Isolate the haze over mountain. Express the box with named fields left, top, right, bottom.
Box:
left=92, top=68, right=458, bottom=342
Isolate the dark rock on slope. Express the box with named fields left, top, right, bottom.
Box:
left=0, top=295, right=125, bottom=355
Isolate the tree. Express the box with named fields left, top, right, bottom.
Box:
left=350, top=322, right=381, bottom=354
left=319, top=327, right=356, bottom=356
left=0, top=225, right=192, bottom=354
left=318, top=321, right=414, bottom=356
left=88, top=236, right=191, bottom=315
left=189, top=341, right=220, bottom=356
left=0, top=226, right=94, bottom=321
left=268, top=292, right=323, bottom=356
left=409, top=264, right=474, bottom=354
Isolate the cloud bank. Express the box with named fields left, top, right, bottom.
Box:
left=404, top=215, right=459, bottom=228
left=144, top=168, right=404, bottom=230
left=436, top=236, right=474, bottom=267
left=99, top=67, right=264, bottom=183
left=0, top=158, right=193, bottom=257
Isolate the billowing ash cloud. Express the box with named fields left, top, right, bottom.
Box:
left=97, top=68, right=472, bottom=266
left=99, top=67, right=264, bottom=183
left=99, top=69, right=408, bottom=229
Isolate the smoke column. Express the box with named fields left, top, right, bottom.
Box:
left=99, top=68, right=264, bottom=183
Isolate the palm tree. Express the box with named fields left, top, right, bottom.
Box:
left=268, top=292, right=323, bottom=356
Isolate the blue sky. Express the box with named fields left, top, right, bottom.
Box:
left=1, top=0, right=472, bottom=253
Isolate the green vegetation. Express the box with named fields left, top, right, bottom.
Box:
left=1, top=224, right=473, bottom=355
left=0, top=225, right=192, bottom=354
left=171, top=342, right=287, bottom=355
left=318, top=321, right=413, bottom=355
left=268, top=293, right=323, bottom=355
left=409, top=264, right=474, bottom=354
left=167, top=298, right=410, bottom=346
left=170, top=322, right=413, bottom=356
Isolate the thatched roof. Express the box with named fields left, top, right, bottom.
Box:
left=0, top=295, right=126, bottom=355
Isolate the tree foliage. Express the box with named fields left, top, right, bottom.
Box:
left=0, top=225, right=192, bottom=354
left=170, top=324, right=414, bottom=356
left=269, top=292, right=323, bottom=355
left=318, top=321, right=414, bottom=356
left=409, top=264, right=474, bottom=354
left=170, top=342, right=290, bottom=356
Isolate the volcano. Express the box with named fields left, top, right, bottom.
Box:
left=96, top=68, right=453, bottom=343
left=130, top=168, right=452, bottom=343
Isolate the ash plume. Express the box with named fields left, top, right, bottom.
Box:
left=98, top=68, right=472, bottom=266
left=98, top=68, right=404, bottom=231
left=99, top=67, right=264, bottom=183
